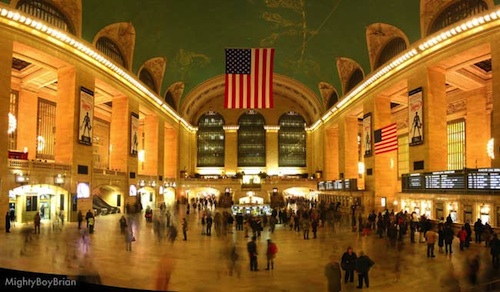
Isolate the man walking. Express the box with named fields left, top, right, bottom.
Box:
left=247, top=236, right=258, bottom=271
left=341, top=246, right=357, bottom=284
left=355, top=251, right=375, bottom=289
left=182, top=218, right=188, bottom=241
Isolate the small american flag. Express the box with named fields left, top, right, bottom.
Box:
left=374, top=123, right=398, bottom=155
left=224, top=48, right=274, bottom=109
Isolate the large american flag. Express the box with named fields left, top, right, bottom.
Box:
left=374, top=123, right=398, bottom=155
left=224, top=48, right=274, bottom=109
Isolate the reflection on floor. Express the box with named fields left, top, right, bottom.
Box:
left=0, top=207, right=499, bottom=292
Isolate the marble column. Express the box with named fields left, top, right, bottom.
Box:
left=0, top=39, right=12, bottom=230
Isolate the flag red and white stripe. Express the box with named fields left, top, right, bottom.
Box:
left=374, top=123, right=398, bottom=155
left=224, top=48, right=274, bottom=109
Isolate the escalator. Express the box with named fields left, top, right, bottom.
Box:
left=93, top=195, right=120, bottom=216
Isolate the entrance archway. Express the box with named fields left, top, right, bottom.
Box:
left=138, top=186, right=156, bottom=211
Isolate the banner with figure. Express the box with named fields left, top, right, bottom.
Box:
left=363, top=113, right=372, bottom=156
left=130, top=112, right=139, bottom=156
left=78, top=87, right=94, bottom=145
left=409, top=87, right=423, bottom=146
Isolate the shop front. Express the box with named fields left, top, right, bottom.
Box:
left=9, top=184, right=70, bottom=223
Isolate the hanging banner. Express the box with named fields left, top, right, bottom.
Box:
left=363, top=113, right=372, bottom=156
left=130, top=112, right=139, bottom=156
left=78, top=87, right=94, bottom=145
left=409, top=87, right=423, bottom=146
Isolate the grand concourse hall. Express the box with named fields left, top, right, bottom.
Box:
left=2, top=0, right=500, bottom=290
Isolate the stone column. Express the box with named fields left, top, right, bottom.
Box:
left=163, top=126, right=177, bottom=179
left=338, top=116, right=359, bottom=179
left=224, top=127, right=238, bottom=175
left=109, top=95, right=139, bottom=207
left=490, top=40, right=500, bottom=167
left=0, top=39, right=12, bottom=230
left=265, top=126, right=279, bottom=174
left=364, top=95, right=398, bottom=210
left=324, top=126, right=339, bottom=180
left=55, top=67, right=95, bottom=220
left=465, top=87, right=489, bottom=168
left=408, top=66, right=447, bottom=172
left=143, top=115, right=162, bottom=176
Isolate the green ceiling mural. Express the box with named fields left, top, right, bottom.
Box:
left=77, top=0, right=422, bottom=103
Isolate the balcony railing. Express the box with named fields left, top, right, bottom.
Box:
left=8, top=159, right=71, bottom=172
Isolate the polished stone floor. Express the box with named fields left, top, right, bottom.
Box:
left=0, top=206, right=499, bottom=292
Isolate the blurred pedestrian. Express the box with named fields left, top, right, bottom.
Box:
left=5, top=211, right=11, bottom=233
left=355, top=251, right=374, bottom=288
left=247, top=236, right=258, bottom=271
left=182, top=218, right=188, bottom=241
left=34, top=212, right=41, bottom=234
left=490, top=233, right=500, bottom=269
left=125, top=228, right=134, bottom=251
left=265, top=239, right=278, bottom=270
left=77, top=210, right=83, bottom=229
left=324, top=255, right=342, bottom=292
left=425, top=226, right=438, bottom=258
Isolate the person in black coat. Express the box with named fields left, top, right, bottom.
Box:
left=491, top=233, right=500, bottom=269
left=341, top=246, right=357, bottom=284
left=355, top=251, right=374, bottom=288
left=443, top=224, right=455, bottom=254
left=5, top=211, right=10, bottom=233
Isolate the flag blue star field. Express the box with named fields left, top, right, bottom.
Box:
left=225, top=48, right=274, bottom=109
left=374, top=123, right=398, bottom=155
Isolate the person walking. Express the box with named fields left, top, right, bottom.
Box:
left=125, top=228, right=134, bottom=251
left=474, top=218, right=484, bottom=244
left=85, top=210, right=93, bottom=228
left=77, top=210, right=83, bottom=229
left=490, top=233, right=500, bottom=269
left=206, top=214, right=213, bottom=236
left=324, top=255, right=342, bottom=292
left=5, top=211, right=11, bottom=233
left=444, top=224, right=454, bottom=254
left=355, top=251, right=375, bottom=289
left=119, top=215, right=128, bottom=234
left=341, top=246, right=357, bottom=284
left=425, top=226, right=438, bottom=258
left=458, top=226, right=467, bottom=251
left=265, top=239, right=278, bottom=270
left=34, top=212, right=41, bottom=234
left=88, top=215, right=95, bottom=234
left=182, top=218, right=188, bottom=241
left=247, top=236, right=258, bottom=271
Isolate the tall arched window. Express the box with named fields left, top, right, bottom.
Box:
left=278, top=112, right=306, bottom=167
left=139, top=68, right=157, bottom=93
left=197, top=112, right=225, bottom=167
left=238, top=111, right=266, bottom=167
left=345, top=68, right=363, bottom=93
left=96, top=37, right=127, bottom=68
left=326, top=91, right=338, bottom=110
left=17, top=0, right=75, bottom=35
left=374, top=37, right=407, bottom=69
left=428, top=0, right=488, bottom=35
left=164, top=91, right=176, bottom=111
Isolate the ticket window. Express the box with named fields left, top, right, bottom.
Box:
left=436, top=202, right=444, bottom=220
left=448, top=203, right=458, bottom=222
left=464, top=205, right=472, bottom=224
left=480, top=205, right=490, bottom=224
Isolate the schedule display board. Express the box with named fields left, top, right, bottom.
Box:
left=317, top=179, right=358, bottom=191
left=402, top=168, right=500, bottom=192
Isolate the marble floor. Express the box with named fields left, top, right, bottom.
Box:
left=0, top=207, right=499, bottom=292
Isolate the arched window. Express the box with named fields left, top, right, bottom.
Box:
left=326, top=91, right=338, bottom=110
left=428, top=0, right=488, bottom=35
left=17, top=0, right=75, bottom=35
left=164, top=91, right=176, bottom=111
left=139, top=68, right=157, bottom=93
left=374, top=37, right=407, bottom=69
left=345, top=68, right=363, bottom=93
left=96, top=37, right=127, bottom=68
left=278, top=112, right=306, bottom=167
left=197, top=112, right=225, bottom=167
left=238, top=111, right=266, bottom=167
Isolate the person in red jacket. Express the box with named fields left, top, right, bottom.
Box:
left=266, top=239, right=278, bottom=270
left=457, top=226, right=467, bottom=251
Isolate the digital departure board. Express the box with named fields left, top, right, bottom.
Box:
left=402, top=168, right=500, bottom=193
left=317, top=179, right=358, bottom=191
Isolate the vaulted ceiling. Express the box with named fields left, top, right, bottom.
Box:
left=81, top=0, right=424, bottom=107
